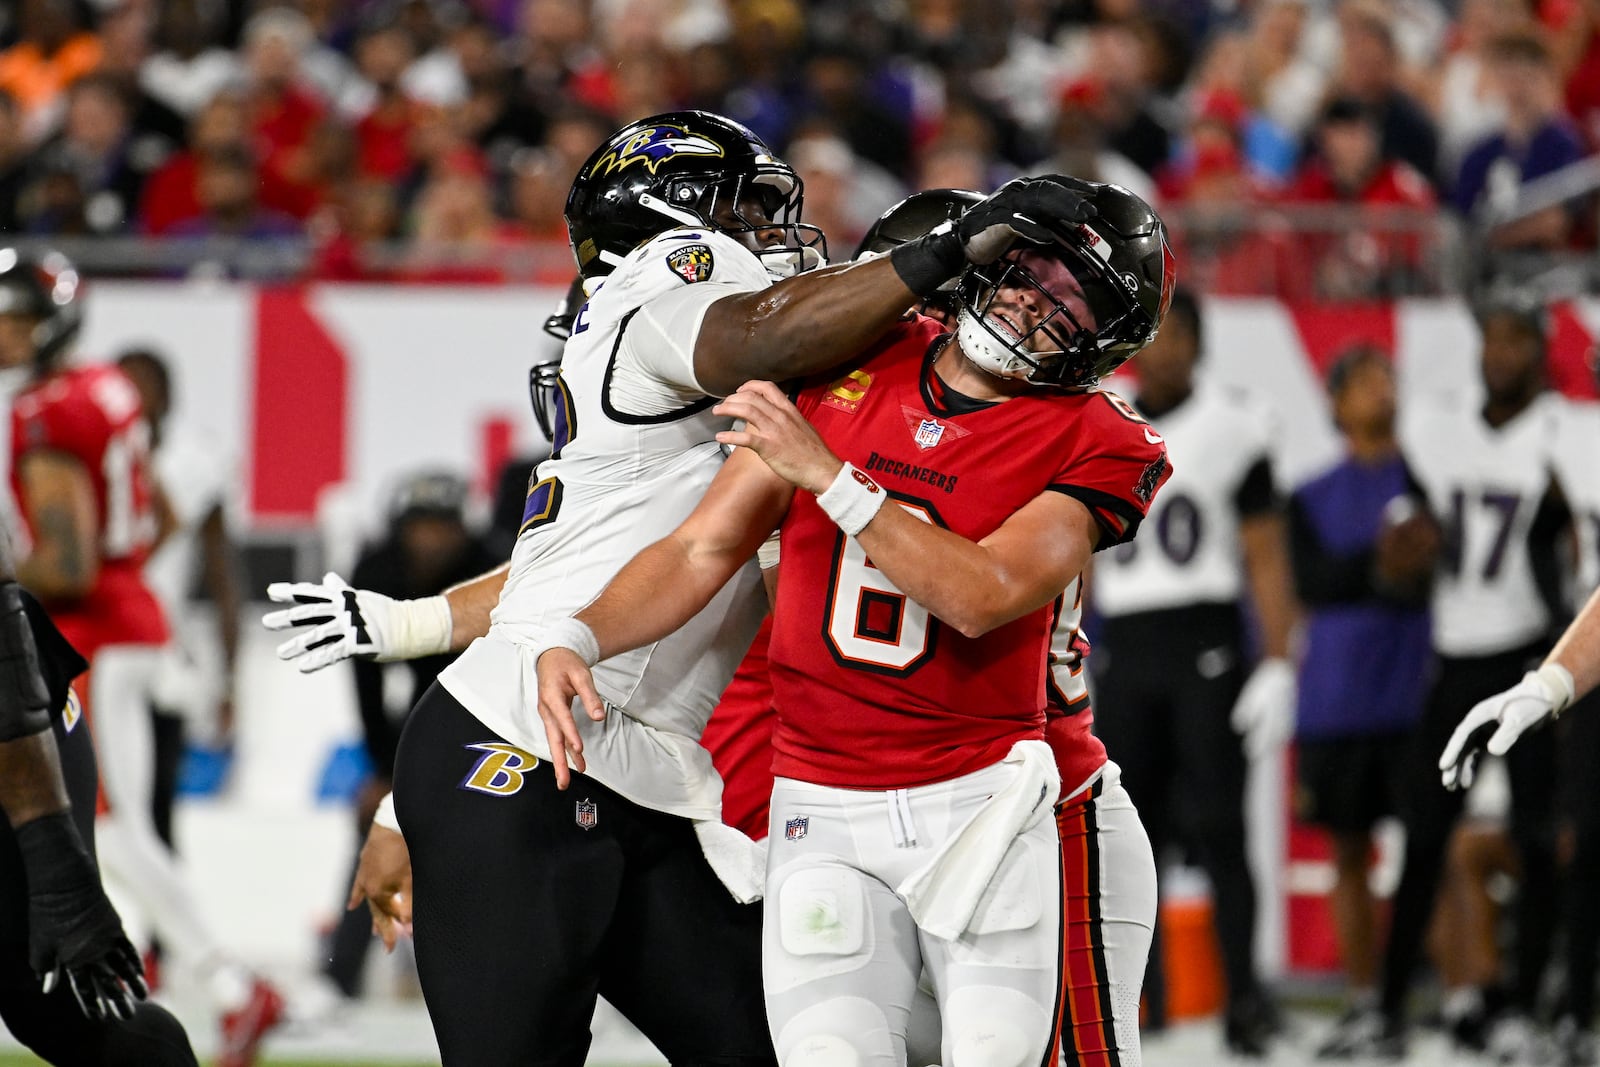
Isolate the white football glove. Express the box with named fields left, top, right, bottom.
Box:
left=1439, top=663, right=1575, bottom=791
left=262, top=572, right=452, bottom=673
left=1230, top=657, right=1297, bottom=760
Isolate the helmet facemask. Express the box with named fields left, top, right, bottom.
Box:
left=954, top=237, right=1153, bottom=389
left=640, top=164, right=827, bottom=279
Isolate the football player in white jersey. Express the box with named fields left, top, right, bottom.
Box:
left=1441, top=342, right=1600, bottom=1066
left=1378, top=299, right=1570, bottom=1059
left=1084, top=286, right=1295, bottom=1055
left=264, top=111, right=1099, bottom=1067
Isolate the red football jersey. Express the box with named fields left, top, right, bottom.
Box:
left=704, top=614, right=778, bottom=840
left=11, top=364, right=170, bottom=654
left=768, top=317, right=1171, bottom=790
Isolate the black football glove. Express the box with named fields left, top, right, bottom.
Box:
left=889, top=176, right=1099, bottom=297
left=16, top=813, right=146, bottom=1021
left=954, top=176, right=1099, bottom=264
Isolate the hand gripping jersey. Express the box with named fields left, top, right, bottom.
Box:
left=10, top=363, right=169, bottom=655
left=438, top=228, right=770, bottom=820
left=1092, top=378, right=1280, bottom=618
left=769, top=317, right=1171, bottom=789
left=1401, top=390, right=1563, bottom=656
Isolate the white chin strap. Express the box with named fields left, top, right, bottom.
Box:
left=955, top=308, right=1036, bottom=380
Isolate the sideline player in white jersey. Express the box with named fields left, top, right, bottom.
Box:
left=1441, top=349, right=1600, bottom=1064
left=1378, top=299, right=1569, bottom=1059
left=1084, top=287, right=1294, bottom=1054
left=264, top=111, right=1099, bottom=1067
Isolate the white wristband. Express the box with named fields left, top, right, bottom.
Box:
left=383, top=595, right=453, bottom=661
left=816, top=463, right=886, bottom=537
left=1534, top=662, right=1576, bottom=716
left=533, top=617, right=601, bottom=668
left=372, top=791, right=402, bottom=835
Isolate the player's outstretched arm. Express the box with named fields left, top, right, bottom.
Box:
left=1439, top=581, right=1600, bottom=789
left=0, top=576, right=145, bottom=1021
left=534, top=449, right=792, bottom=788
left=14, top=451, right=100, bottom=601
left=692, top=177, right=1097, bottom=396
left=715, top=381, right=1099, bottom=639
left=264, top=562, right=511, bottom=672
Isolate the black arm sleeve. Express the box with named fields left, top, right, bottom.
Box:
left=1234, top=456, right=1279, bottom=518
left=1529, top=480, right=1573, bottom=626
left=1288, top=494, right=1378, bottom=605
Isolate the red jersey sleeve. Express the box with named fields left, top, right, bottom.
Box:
left=1049, top=387, right=1172, bottom=549
left=13, top=376, right=115, bottom=465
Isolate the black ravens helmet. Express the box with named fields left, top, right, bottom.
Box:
left=565, top=110, right=825, bottom=281
left=0, top=248, right=82, bottom=368
left=854, top=188, right=986, bottom=260
left=954, top=177, right=1174, bottom=389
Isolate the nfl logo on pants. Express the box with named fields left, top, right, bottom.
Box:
left=575, top=799, right=598, bottom=831
left=784, top=816, right=808, bottom=841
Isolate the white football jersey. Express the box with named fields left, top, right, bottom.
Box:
left=1091, top=379, right=1280, bottom=617
left=1401, top=391, right=1562, bottom=656
left=439, top=227, right=771, bottom=820
left=1549, top=397, right=1600, bottom=598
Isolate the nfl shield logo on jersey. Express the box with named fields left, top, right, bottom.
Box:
left=575, top=798, right=598, bottom=831
left=914, top=418, right=945, bottom=450
left=784, top=816, right=809, bottom=841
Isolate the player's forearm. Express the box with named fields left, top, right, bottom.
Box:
left=577, top=534, right=747, bottom=660
left=200, top=508, right=243, bottom=675
left=16, top=536, right=97, bottom=601
left=442, top=563, right=510, bottom=651
left=855, top=505, right=1092, bottom=640
left=1546, top=585, right=1600, bottom=703
left=1241, top=514, right=1299, bottom=660
left=0, top=731, right=71, bottom=826
left=696, top=258, right=919, bottom=395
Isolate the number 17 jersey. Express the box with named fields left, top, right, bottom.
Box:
left=768, top=318, right=1171, bottom=790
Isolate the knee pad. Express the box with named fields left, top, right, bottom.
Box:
left=943, top=987, right=1049, bottom=1067
left=777, top=997, right=892, bottom=1067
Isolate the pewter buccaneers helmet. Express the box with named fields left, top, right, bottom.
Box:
left=854, top=188, right=986, bottom=259
left=0, top=248, right=82, bottom=367
left=955, top=177, right=1175, bottom=388
left=564, top=110, right=826, bottom=281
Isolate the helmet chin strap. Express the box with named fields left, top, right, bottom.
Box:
left=637, top=192, right=705, bottom=229
left=955, top=308, right=1037, bottom=381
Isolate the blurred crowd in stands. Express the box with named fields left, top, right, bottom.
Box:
left=0, top=0, right=1596, bottom=294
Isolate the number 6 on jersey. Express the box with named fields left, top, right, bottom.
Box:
left=824, top=501, right=936, bottom=673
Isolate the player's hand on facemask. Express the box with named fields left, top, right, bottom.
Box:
left=1439, top=664, right=1574, bottom=790
left=1230, top=657, right=1297, bottom=760
left=263, top=572, right=452, bottom=672
left=954, top=176, right=1099, bottom=265
left=16, top=814, right=146, bottom=1021
left=348, top=823, right=413, bottom=953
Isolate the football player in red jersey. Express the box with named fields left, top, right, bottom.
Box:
left=535, top=178, right=1174, bottom=1067
left=0, top=250, right=282, bottom=1067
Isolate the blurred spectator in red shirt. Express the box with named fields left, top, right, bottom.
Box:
left=1326, top=1, right=1441, bottom=187
left=168, top=142, right=300, bottom=239
left=0, top=0, right=103, bottom=142
left=241, top=8, right=327, bottom=220
left=307, top=177, right=401, bottom=281
left=399, top=148, right=509, bottom=282
left=348, top=23, right=421, bottom=181
left=1039, top=78, right=1156, bottom=201
left=138, top=88, right=249, bottom=234
left=1452, top=31, right=1588, bottom=252
left=1281, top=95, right=1437, bottom=299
